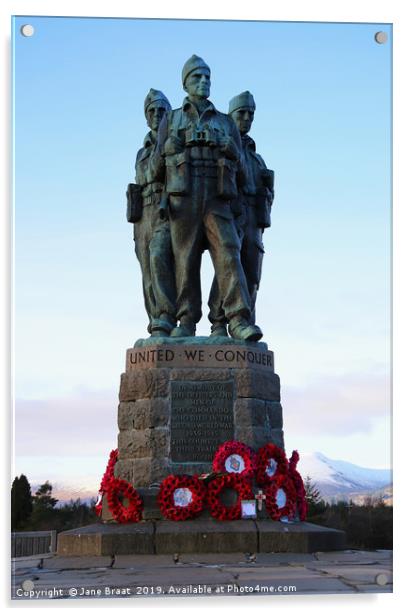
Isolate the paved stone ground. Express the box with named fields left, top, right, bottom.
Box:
left=11, top=549, right=392, bottom=601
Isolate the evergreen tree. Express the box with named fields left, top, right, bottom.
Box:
left=28, top=481, right=58, bottom=529
left=33, top=481, right=58, bottom=511
left=11, top=474, right=33, bottom=530
left=304, top=475, right=327, bottom=516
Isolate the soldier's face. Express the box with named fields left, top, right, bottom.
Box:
left=146, top=102, right=168, bottom=131
left=231, top=107, right=254, bottom=135
left=184, top=69, right=211, bottom=99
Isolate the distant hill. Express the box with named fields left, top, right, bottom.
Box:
left=298, top=452, right=392, bottom=504
left=30, top=451, right=392, bottom=507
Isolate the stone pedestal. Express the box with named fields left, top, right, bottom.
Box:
left=113, top=338, right=283, bottom=490
left=58, top=337, right=348, bottom=556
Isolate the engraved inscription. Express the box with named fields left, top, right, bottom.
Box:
left=126, top=346, right=274, bottom=371
left=171, top=381, right=234, bottom=462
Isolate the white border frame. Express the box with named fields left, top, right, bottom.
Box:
left=2, top=1, right=408, bottom=613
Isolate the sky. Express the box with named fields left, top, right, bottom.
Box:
left=12, top=16, right=392, bottom=496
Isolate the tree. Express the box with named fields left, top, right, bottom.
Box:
left=11, top=474, right=33, bottom=530
left=33, top=481, right=58, bottom=511
left=304, top=475, right=327, bottom=517
left=28, top=481, right=59, bottom=529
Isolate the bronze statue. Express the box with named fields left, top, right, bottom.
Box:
left=152, top=56, right=263, bottom=341
left=127, top=89, right=176, bottom=336
left=127, top=62, right=274, bottom=342
left=208, top=91, right=274, bottom=334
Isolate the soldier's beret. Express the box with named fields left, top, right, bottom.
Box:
left=182, top=55, right=211, bottom=85
left=144, top=89, right=171, bottom=115
left=228, top=91, right=256, bottom=114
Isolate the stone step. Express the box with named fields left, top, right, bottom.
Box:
left=57, top=520, right=345, bottom=556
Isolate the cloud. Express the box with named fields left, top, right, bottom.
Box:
left=14, top=370, right=390, bottom=457
left=14, top=389, right=118, bottom=457
left=282, top=371, right=390, bottom=437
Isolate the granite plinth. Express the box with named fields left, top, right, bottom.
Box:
left=57, top=521, right=346, bottom=556
left=112, top=340, right=284, bottom=501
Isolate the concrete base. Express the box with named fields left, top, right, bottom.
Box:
left=57, top=520, right=345, bottom=556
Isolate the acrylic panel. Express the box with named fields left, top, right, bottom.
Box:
left=12, top=16, right=392, bottom=599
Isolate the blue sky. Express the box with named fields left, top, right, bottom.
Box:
left=12, top=16, right=391, bottom=492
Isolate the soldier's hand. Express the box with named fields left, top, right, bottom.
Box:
left=164, top=135, right=184, bottom=155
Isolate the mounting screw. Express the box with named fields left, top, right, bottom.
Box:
left=21, top=24, right=35, bottom=37
left=375, top=31, right=388, bottom=44
left=375, top=573, right=388, bottom=586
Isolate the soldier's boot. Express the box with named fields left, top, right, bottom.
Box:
left=228, top=317, right=263, bottom=342
left=170, top=319, right=196, bottom=338
left=150, top=313, right=175, bottom=337
left=210, top=322, right=228, bottom=337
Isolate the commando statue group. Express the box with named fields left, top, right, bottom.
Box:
left=127, top=55, right=274, bottom=342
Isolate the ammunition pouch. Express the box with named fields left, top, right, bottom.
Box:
left=255, top=169, right=274, bottom=228
left=126, top=183, right=143, bottom=223
left=255, top=188, right=272, bottom=229
left=261, top=168, right=274, bottom=192
left=165, top=151, right=190, bottom=196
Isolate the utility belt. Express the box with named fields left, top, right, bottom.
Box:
left=141, top=181, right=163, bottom=197
left=142, top=192, right=161, bottom=207
left=165, top=149, right=237, bottom=200
left=141, top=182, right=162, bottom=207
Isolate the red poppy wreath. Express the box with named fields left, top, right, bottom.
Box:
left=264, top=474, right=297, bottom=521
left=106, top=477, right=143, bottom=523
left=256, top=443, right=289, bottom=486
left=99, top=448, right=118, bottom=492
left=207, top=473, right=253, bottom=521
left=288, top=450, right=308, bottom=521
left=212, top=440, right=256, bottom=479
left=95, top=448, right=119, bottom=517
left=158, top=475, right=206, bottom=521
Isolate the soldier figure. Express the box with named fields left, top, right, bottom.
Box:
left=153, top=56, right=262, bottom=341
left=127, top=89, right=176, bottom=336
left=208, top=91, right=274, bottom=334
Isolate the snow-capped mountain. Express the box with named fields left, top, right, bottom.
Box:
left=297, top=452, right=392, bottom=503
left=28, top=452, right=392, bottom=506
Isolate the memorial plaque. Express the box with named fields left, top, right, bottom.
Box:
left=170, top=380, right=234, bottom=462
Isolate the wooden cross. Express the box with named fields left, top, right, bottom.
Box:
left=255, top=490, right=266, bottom=511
